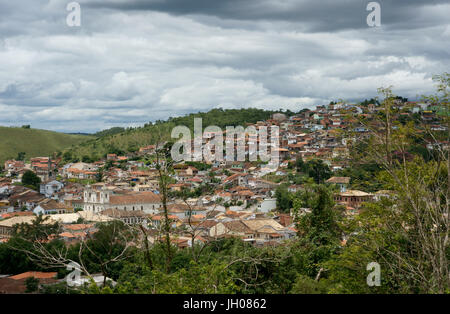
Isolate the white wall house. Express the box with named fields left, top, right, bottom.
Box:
left=40, top=180, right=64, bottom=198
left=257, top=198, right=277, bottom=213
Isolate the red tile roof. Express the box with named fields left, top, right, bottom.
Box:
left=10, top=271, right=57, bottom=280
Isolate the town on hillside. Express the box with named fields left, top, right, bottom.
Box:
left=0, top=98, right=448, bottom=293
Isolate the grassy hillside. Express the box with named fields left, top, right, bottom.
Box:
left=0, top=126, right=93, bottom=163
left=64, top=108, right=289, bottom=162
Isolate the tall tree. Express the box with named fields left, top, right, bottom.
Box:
left=21, top=170, right=41, bottom=190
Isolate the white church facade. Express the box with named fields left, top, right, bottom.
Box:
left=83, top=185, right=162, bottom=215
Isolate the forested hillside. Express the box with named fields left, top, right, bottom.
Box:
left=62, top=108, right=286, bottom=162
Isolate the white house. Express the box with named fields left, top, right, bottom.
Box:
left=256, top=198, right=277, bottom=213
left=33, top=200, right=69, bottom=215
left=40, top=180, right=64, bottom=198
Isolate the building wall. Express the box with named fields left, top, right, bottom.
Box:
left=257, top=198, right=277, bottom=213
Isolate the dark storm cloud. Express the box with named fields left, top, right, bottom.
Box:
left=86, top=0, right=450, bottom=31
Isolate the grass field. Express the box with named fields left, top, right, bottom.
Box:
left=0, top=126, right=93, bottom=163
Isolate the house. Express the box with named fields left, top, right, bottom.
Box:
left=65, top=274, right=116, bottom=288
left=256, top=198, right=277, bottom=213
left=248, top=178, right=278, bottom=190
left=139, top=145, right=156, bottom=155
left=334, top=190, right=373, bottom=209
left=40, top=180, right=64, bottom=198
left=168, top=183, right=191, bottom=192
left=165, top=203, right=207, bottom=220
left=107, top=154, right=117, bottom=161
left=30, top=157, right=57, bottom=181
left=33, top=200, right=71, bottom=215
left=326, top=176, right=350, bottom=192
left=149, top=214, right=181, bottom=229
left=58, top=231, right=89, bottom=243
left=62, top=162, right=98, bottom=179
left=373, top=190, right=395, bottom=201
left=275, top=148, right=289, bottom=160
left=0, top=215, right=56, bottom=238
left=241, top=219, right=294, bottom=243
left=8, top=189, right=45, bottom=210
left=276, top=213, right=294, bottom=227
left=209, top=220, right=253, bottom=239
left=3, top=160, right=25, bottom=176
left=0, top=271, right=59, bottom=293
left=10, top=271, right=58, bottom=282
left=65, top=168, right=97, bottom=180
left=101, top=208, right=149, bottom=225
left=223, top=173, right=248, bottom=187
left=209, top=218, right=294, bottom=244
left=287, top=185, right=302, bottom=193
left=0, top=204, right=14, bottom=215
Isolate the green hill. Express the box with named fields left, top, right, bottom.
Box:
left=63, top=108, right=292, bottom=162
left=0, top=126, right=94, bottom=163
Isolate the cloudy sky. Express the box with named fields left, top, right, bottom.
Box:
left=0, top=0, right=449, bottom=133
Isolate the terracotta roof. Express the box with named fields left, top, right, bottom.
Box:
left=198, top=220, right=219, bottom=228
left=0, top=277, right=27, bottom=293
left=223, top=173, right=246, bottom=183
left=0, top=212, right=34, bottom=219
left=166, top=203, right=205, bottom=213
left=236, top=190, right=254, bottom=197
left=109, top=191, right=161, bottom=205
left=63, top=224, right=94, bottom=231
left=10, top=271, right=57, bottom=280
left=242, top=219, right=285, bottom=232
left=339, top=190, right=372, bottom=197
left=151, top=215, right=179, bottom=221
left=38, top=200, right=68, bottom=210
left=223, top=220, right=253, bottom=233
left=326, top=177, right=350, bottom=184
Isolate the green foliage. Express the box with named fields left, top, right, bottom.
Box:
left=25, top=277, right=39, bottom=293
left=290, top=275, right=327, bottom=294
left=185, top=161, right=211, bottom=171
left=21, top=170, right=41, bottom=190
left=275, top=184, right=293, bottom=213
left=0, top=237, right=36, bottom=274
left=293, top=185, right=343, bottom=278
left=297, top=159, right=331, bottom=184
left=12, top=215, right=60, bottom=241
left=39, top=282, right=81, bottom=294
left=94, top=127, right=126, bottom=138
left=16, top=151, right=26, bottom=161
left=335, top=162, right=383, bottom=192
left=118, top=260, right=239, bottom=294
